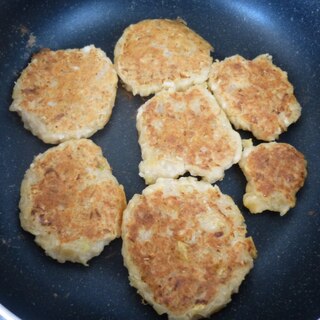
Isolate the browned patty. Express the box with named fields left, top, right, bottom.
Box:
left=114, top=19, right=213, bottom=96
left=208, top=54, right=301, bottom=141
left=137, top=85, right=241, bottom=184
left=10, top=45, right=118, bottom=144
left=19, top=139, right=126, bottom=265
left=239, top=140, right=307, bottom=215
left=122, top=178, right=256, bottom=319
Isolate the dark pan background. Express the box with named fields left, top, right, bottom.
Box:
left=0, top=1, right=319, bottom=319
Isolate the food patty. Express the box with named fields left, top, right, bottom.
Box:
left=137, top=85, right=241, bottom=184
left=122, top=177, right=256, bottom=320
left=114, top=19, right=213, bottom=96
left=208, top=54, right=301, bottom=141
left=239, top=139, right=307, bottom=215
left=10, top=45, right=118, bottom=144
left=19, top=139, right=126, bottom=265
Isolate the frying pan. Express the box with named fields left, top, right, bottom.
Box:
left=0, top=0, right=319, bottom=319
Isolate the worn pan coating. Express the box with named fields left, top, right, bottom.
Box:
left=0, top=0, right=319, bottom=319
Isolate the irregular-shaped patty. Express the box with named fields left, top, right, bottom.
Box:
left=114, top=19, right=213, bottom=96
left=137, top=85, right=242, bottom=184
left=10, top=45, right=118, bottom=144
left=19, top=139, right=126, bottom=265
left=239, top=139, right=307, bottom=215
left=208, top=54, right=301, bottom=141
left=122, top=177, right=256, bottom=320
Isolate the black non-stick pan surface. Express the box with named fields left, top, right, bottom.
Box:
left=0, top=0, right=319, bottom=319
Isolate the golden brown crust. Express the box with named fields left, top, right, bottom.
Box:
left=20, top=139, right=126, bottom=264
left=122, top=178, right=256, bottom=319
left=239, top=140, right=307, bottom=215
left=10, top=45, right=118, bottom=144
left=137, top=85, right=241, bottom=184
left=114, top=19, right=213, bottom=96
left=208, top=54, right=301, bottom=141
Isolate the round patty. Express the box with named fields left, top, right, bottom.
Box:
left=114, top=19, right=213, bottom=96
left=10, top=45, right=118, bottom=144
left=19, top=139, right=126, bottom=265
left=208, top=54, right=301, bottom=141
left=122, top=177, right=256, bottom=320
left=137, top=85, right=242, bottom=184
left=239, top=139, right=307, bottom=215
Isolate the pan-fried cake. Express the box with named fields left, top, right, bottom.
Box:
left=239, top=139, right=307, bottom=215
left=137, top=85, right=242, bottom=184
left=122, top=177, right=257, bottom=320
left=10, top=45, right=118, bottom=144
left=114, top=19, right=213, bottom=96
left=19, top=139, right=126, bottom=265
left=208, top=54, right=301, bottom=141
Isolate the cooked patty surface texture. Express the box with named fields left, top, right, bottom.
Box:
left=239, top=139, right=307, bottom=215
left=19, top=139, right=126, bottom=265
left=208, top=54, right=301, bottom=141
left=137, top=85, right=241, bottom=184
left=10, top=45, right=118, bottom=144
left=122, top=177, right=256, bottom=320
left=114, top=19, right=213, bottom=96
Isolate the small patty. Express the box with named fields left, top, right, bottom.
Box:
left=208, top=54, right=301, bottom=141
left=19, top=139, right=126, bottom=265
left=114, top=19, right=213, bottom=96
left=239, top=139, right=307, bottom=215
left=137, top=85, right=241, bottom=184
left=10, top=45, right=118, bottom=144
left=122, top=177, right=256, bottom=320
